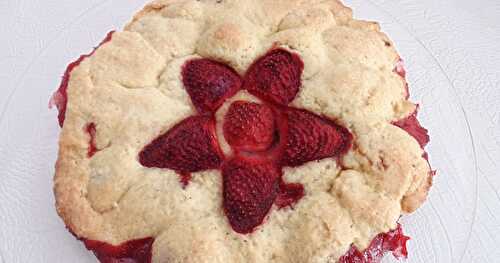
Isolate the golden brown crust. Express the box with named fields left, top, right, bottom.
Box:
left=125, top=0, right=169, bottom=29
left=54, top=0, right=432, bottom=262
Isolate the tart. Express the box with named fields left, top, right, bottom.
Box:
left=52, top=0, right=433, bottom=262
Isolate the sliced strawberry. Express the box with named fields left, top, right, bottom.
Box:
left=244, top=49, right=304, bottom=105
left=223, top=101, right=276, bottom=152
left=182, top=59, right=242, bottom=114
left=83, top=237, right=154, bottom=263
left=281, top=108, right=352, bottom=167
left=222, top=157, right=281, bottom=234
left=139, top=116, right=223, bottom=174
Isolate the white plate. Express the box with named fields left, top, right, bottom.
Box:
left=0, top=1, right=480, bottom=262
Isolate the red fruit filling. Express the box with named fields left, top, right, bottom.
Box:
left=50, top=31, right=114, bottom=127
left=139, top=116, right=224, bottom=186
left=281, top=108, right=353, bottom=167
left=182, top=58, right=242, bottom=114
left=223, top=101, right=276, bottom=152
left=339, top=224, right=409, bottom=263
left=393, top=110, right=429, bottom=149
left=394, top=59, right=406, bottom=79
left=83, top=238, right=154, bottom=263
left=394, top=59, right=410, bottom=100
left=245, top=48, right=304, bottom=105
left=393, top=108, right=435, bottom=185
left=393, top=59, right=434, bottom=171
left=85, top=123, right=98, bottom=157
left=275, top=182, right=305, bottom=209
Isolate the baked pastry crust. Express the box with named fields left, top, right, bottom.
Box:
left=54, top=0, right=432, bottom=262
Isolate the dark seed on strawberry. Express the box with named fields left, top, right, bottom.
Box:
left=139, top=116, right=224, bottom=177
left=182, top=59, right=242, bottom=114
left=244, top=49, right=304, bottom=105
left=222, top=157, right=281, bottom=234
left=281, top=108, right=352, bottom=167
left=223, top=101, right=276, bottom=152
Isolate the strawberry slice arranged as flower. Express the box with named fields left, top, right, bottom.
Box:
left=139, top=116, right=224, bottom=174
left=182, top=59, right=242, bottom=114
left=222, top=157, right=281, bottom=234
left=244, top=49, right=304, bottom=105
left=138, top=48, right=353, bottom=234
left=281, top=107, right=353, bottom=167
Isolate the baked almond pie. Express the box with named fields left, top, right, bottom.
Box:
left=52, top=0, right=433, bottom=262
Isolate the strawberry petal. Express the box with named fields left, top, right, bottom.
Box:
left=244, top=49, right=304, bottom=105
left=222, top=157, right=281, bottom=234
left=281, top=108, right=352, bottom=167
left=139, top=116, right=224, bottom=174
left=182, top=59, right=242, bottom=114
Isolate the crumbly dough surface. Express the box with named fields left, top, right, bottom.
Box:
left=54, top=0, right=432, bottom=262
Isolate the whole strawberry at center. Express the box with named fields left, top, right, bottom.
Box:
left=139, top=48, right=353, bottom=234
left=223, top=101, right=276, bottom=153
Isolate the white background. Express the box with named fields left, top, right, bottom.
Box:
left=0, top=0, right=498, bottom=262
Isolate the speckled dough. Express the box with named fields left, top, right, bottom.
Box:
left=53, top=0, right=432, bottom=262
